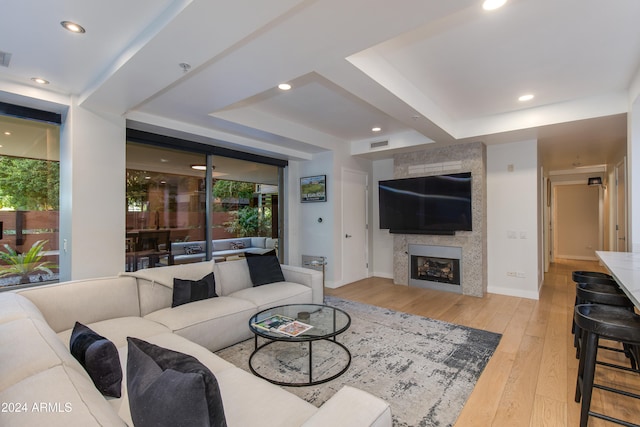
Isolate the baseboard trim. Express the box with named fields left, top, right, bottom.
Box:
left=372, top=272, right=393, bottom=279
left=487, top=286, right=540, bottom=300
left=554, top=255, right=598, bottom=261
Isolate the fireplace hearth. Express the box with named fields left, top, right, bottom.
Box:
left=408, top=244, right=462, bottom=293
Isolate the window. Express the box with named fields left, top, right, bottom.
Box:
left=125, top=137, right=283, bottom=271
left=211, top=158, right=279, bottom=241
left=0, top=114, right=60, bottom=289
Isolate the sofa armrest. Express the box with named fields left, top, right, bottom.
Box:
left=280, top=264, right=323, bottom=305
left=302, top=386, right=391, bottom=427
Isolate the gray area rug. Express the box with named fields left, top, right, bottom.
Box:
left=216, top=296, right=501, bottom=427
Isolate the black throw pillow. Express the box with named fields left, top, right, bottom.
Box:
left=69, top=322, right=122, bottom=398
left=172, top=272, right=218, bottom=308
left=245, top=251, right=285, bottom=287
left=126, top=337, right=227, bottom=427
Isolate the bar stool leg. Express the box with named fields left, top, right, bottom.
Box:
left=575, top=328, right=587, bottom=402
left=577, top=331, right=599, bottom=427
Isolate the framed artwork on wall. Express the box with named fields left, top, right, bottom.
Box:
left=300, top=175, right=327, bottom=202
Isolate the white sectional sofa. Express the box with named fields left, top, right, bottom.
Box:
left=0, top=259, right=391, bottom=427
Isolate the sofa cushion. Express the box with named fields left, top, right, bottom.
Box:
left=144, top=296, right=257, bottom=351
left=0, top=292, right=46, bottom=325
left=172, top=272, right=218, bottom=308
left=251, top=236, right=266, bottom=248
left=245, top=251, right=285, bottom=286
left=300, top=386, right=392, bottom=427
left=212, top=239, right=233, bottom=251
left=69, top=322, right=123, bottom=398
left=58, top=316, right=172, bottom=350
left=266, top=238, right=277, bottom=249
left=214, top=368, right=317, bottom=427
left=127, top=337, right=227, bottom=427
left=121, top=260, right=216, bottom=316
left=0, top=317, right=88, bottom=392
left=108, top=332, right=237, bottom=425
left=0, top=366, right=127, bottom=427
left=213, top=237, right=251, bottom=252
left=214, top=259, right=253, bottom=295
left=18, top=276, right=141, bottom=333
left=229, top=282, right=313, bottom=311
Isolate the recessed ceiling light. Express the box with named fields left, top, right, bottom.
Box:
left=482, top=0, right=507, bottom=11
left=518, top=94, right=534, bottom=102
left=160, top=158, right=169, bottom=163
left=61, top=21, right=86, bottom=33
left=3, top=131, right=10, bottom=136
left=191, top=164, right=207, bottom=171
left=372, top=127, right=382, bottom=132
left=278, top=83, right=292, bottom=91
left=31, top=77, right=49, bottom=85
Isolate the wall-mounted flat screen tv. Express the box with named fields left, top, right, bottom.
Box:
left=378, top=172, right=472, bottom=235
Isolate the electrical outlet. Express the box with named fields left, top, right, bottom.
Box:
left=516, top=272, right=526, bottom=278
left=507, top=271, right=517, bottom=277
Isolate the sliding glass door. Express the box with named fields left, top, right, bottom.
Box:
left=125, top=140, right=282, bottom=271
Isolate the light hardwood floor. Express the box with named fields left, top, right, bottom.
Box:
left=325, top=259, right=640, bottom=426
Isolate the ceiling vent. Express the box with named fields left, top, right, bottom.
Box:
left=370, top=140, right=389, bottom=149
left=0, top=51, right=11, bottom=67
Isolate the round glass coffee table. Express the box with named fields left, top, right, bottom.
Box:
left=248, top=303, right=351, bottom=387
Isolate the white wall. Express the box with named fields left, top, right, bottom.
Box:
left=59, top=102, right=126, bottom=280
left=288, top=151, right=336, bottom=284
left=289, top=147, right=372, bottom=288
left=371, top=158, right=394, bottom=278
left=487, top=139, right=540, bottom=299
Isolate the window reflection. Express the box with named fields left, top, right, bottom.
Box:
left=125, top=142, right=280, bottom=271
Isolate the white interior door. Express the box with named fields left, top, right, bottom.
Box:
left=616, top=159, right=627, bottom=251
left=342, top=169, right=368, bottom=285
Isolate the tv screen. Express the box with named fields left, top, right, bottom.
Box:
left=378, top=172, right=472, bottom=234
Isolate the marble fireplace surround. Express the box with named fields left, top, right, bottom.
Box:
left=391, top=141, right=487, bottom=297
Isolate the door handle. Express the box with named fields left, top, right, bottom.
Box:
left=345, top=234, right=352, bottom=238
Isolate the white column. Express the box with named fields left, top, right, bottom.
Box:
left=59, top=101, right=126, bottom=280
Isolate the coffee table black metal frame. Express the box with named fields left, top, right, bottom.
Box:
left=248, top=303, right=351, bottom=387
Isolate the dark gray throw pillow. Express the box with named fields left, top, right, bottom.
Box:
left=126, top=337, right=227, bottom=427
left=172, top=272, right=217, bottom=308
left=69, top=322, right=122, bottom=398
left=245, top=251, right=285, bottom=286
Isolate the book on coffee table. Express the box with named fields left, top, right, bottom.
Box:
left=252, top=314, right=313, bottom=337
left=277, top=320, right=313, bottom=337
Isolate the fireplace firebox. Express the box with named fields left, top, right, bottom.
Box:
left=408, top=244, right=462, bottom=293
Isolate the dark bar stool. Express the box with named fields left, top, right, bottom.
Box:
left=571, top=270, right=625, bottom=351
left=574, top=304, right=640, bottom=427
left=572, top=270, right=618, bottom=287
left=574, top=282, right=636, bottom=364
